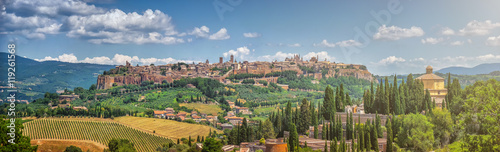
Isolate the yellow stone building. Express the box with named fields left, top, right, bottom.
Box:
left=415, top=65, right=447, bottom=107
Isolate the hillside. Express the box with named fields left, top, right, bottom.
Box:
left=23, top=119, right=173, bottom=152
left=0, top=52, right=115, bottom=100
left=114, top=116, right=219, bottom=140
left=436, top=63, right=500, bottom=75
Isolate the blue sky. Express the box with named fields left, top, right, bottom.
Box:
left=1, top=0, right=500, bottom=75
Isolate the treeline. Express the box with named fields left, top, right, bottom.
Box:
left=363, top=74, right=434, bottom=115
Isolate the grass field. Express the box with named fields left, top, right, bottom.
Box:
left=23, top=119, right=172, bottom=152
left=31, top=139, right=106, bottom=152
left=114, top=116, right=220, bottom=140
left=179, top=103, right=223, bottom=115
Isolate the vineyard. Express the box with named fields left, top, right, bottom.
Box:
left=23, top=119, right=173, bottom=152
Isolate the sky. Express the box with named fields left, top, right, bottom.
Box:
left=1, top=0, right=500, bottom=75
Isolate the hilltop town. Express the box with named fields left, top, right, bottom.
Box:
left=97, top=55, right=374, bottom=90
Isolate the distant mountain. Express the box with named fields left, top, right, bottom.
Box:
left=436, top=63, right=500, bottom=75
left=0, top=52, right=115, bottom=100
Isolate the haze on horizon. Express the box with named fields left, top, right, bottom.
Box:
left=1, top=0, right=500, bottom=75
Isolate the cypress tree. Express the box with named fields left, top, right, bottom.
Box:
left=322, top=122, right=326, bottom=140
left=188, top=136, right=192, bottom=146
left=324, top=140, right=328, bottom=152
left=372, top=120, right=379, bottom=152
left=376, top=114, right=382, bottom=138
left=323, top=85, right=335, bottom=121
left=298, top=98, right=311, bottom=134
left=288, top=123, right=298, bottom=152
left=386, top=116, right=393, bottom=152
left=331, top=138, right=337, bottom=152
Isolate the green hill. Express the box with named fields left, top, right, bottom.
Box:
left=0, top=52, right=115, bottom=100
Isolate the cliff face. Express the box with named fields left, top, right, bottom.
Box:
left=96, top=73, right=176, bottom=90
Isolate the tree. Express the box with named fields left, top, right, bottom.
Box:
left=65, top=146, right=83, bottom=152
left=0, top=117, right=38, bottom=151
left=386, top=116, right=393, bottom=152
left=202, top=138, right=223, bottom=152
left=288, top=123, right=299, bottom=152
left=330, top=138, right=337, bottom=152
left=240, top=118, right=248, bottom=143
left=322, top=85, right=336, bottom=120
left=262, top=119, right=276, bottom=139
left=397, top=113, right=434, bottom=152
left=298, top=98, right=311, bottom=134
left=428, top=108, right=453, bottom=148
left=458, top=79, right=500, bottom=151
left=107, top=139, right=136, bottom=152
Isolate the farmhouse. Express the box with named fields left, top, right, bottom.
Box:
left=59, top=94, right=79, bottom=102
left=235, top=107, right=249, bottom=114
left=227, top=117, right=245, bottom=125
left=154, top=111, right=167, bottom=118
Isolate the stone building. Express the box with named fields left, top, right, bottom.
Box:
left=415, top=65, right=448, bottom=107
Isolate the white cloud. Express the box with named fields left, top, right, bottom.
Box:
left=7, top=0, right=106, bottom=17
left=223, top=46, right=252, bottom=60
left=35, top=53, right=198, bottom=65
left=421, top=37, right=444, bottom=44
left=1, top=12, right=60, bottom=39
left=303, top=51, right=335, bottom=61
left=189, top=26, right=210, bottom=38
left=66, top=9, right=185, bottom=44
left=374, top=56, right=406, bottom=65
left=458, top=20, right=500, bottom=36
left=450, top=41, right=464, bottom=46
left=314, top=39, right=362, bottom=47
left=373, top=25, right=424, bottom=40
left=188, top=26, right=230, bottom=40
left=209, top=28, right=230, bottom=40
left=486, top=35, right=500, bottom=46
left=243, top=32, right=261, bottom=38
left=440, top=27, right=455, bottom=35
left=35, top=53, right=78, bottom=63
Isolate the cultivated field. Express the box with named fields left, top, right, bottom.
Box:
left=113, top=116, right=220, bottom=140
left=23, top=119, right=172, bottom=152
left=179, top=103, right=223, bottom=115
left=31, top=139, right=106, bottom=152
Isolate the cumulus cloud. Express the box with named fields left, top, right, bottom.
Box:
left=303, top=51, right=335, bottom=61
left=458, top=20, right=500, bottom=36
left=314, top=39, right=362, bottom=48
left=421, top=37, right=444, bottom=44
left=209, top=28, right=230, bottom=40
left=1, top=0, right=228, bottom=43
left=6, top=0, right=105, bottom=17
left=223, top=46, right=253, bottom=60
left=65, top=9, right=185, bottom=44
left=486, top=35, right=500, bottom=46
left=373, top=56, right=406, bottom=66
left=440, top=27, right=455, bottom=35
left=35, top=53, right=198, bottom=65
left=188, top=26, right=230, bottom=40
left=369, top=54, right=500, bottom=75
left=373, top=25, right=424, bottom=40
left=243, top=32, right=261, bottom=38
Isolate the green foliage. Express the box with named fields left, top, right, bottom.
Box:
left=397, top=113, right=434, bottom=152
left=107, top=139, right=137, bottom=152
left=64, top=145, right=83, bottom=152
left=322, top=85, right=335, bottom=121
left=298, top=98, right=311, bottom=134
left=458, top=79, right=500, bottom=151
left=288, top=123, right=299, bottom=152
left=241, top=79, right=255, bottom=84
left=201, top=138, right=223, bottom=152
left=262, top=119, right=276, bottom=139
left=428, top=108, right=454, bottom=148
left=0, top=116, right=38, bottom=152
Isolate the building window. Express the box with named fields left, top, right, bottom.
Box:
left=438, top=91, right=440, bottom=95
